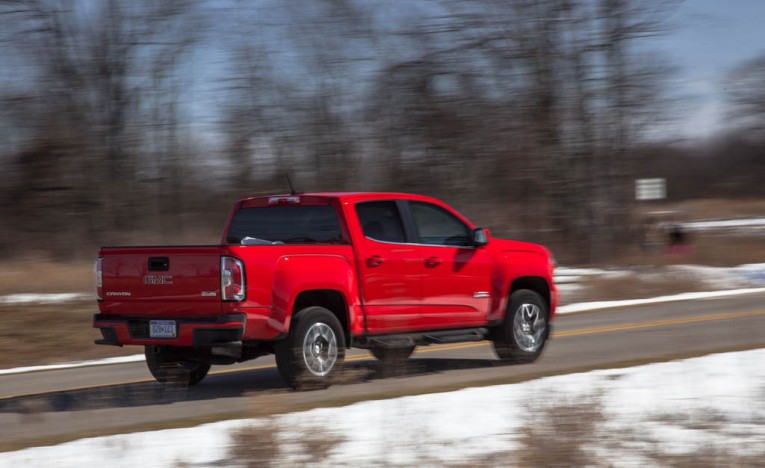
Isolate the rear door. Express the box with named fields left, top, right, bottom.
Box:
left=353, top=200, right=422, bottom=333
left=406, top=201, right=492, bottom=328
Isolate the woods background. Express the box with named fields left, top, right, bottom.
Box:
left=1, top=0, right=764, bottom=264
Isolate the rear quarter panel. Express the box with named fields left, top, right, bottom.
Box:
left=223, top=245, right=360, bottom=338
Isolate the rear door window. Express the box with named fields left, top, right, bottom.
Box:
left=356, top=201, right=407, bottom=243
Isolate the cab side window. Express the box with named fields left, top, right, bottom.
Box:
left=410, top=202, right=472, bottom=247
left=356, top=201, right=407, bottom=243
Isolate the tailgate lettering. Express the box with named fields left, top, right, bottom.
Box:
left=106, top=291, right=131, bottom=297
left=143, top=275, right=174, bottom=285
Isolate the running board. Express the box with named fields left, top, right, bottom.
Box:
left=423, top=328, right=487, bottom=344
left=360, top=328, right=488, bottom=348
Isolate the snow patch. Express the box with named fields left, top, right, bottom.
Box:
left=0, top=293, right=91, bottom=305
left=683, top=217, right=765, bottom=230
left=0, top=355, right=145, bottom=376
left=2, top=349, right=762, bottom=467
left=557, top=287, right=765, bottom=314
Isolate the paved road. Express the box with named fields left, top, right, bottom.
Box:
left=1, top=292, right=764, bottom=451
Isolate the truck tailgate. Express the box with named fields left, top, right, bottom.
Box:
left=99, top=246, right=224, bottom=317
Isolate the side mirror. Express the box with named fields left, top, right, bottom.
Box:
left=473, top=228, right=489, bottom=247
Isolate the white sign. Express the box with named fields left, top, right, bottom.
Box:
left=636, top=178, right=666, bottom=201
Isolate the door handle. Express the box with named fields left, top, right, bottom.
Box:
left=424, top=256, right=441, bottom=268
left=366, top=255, right=384, bottom=268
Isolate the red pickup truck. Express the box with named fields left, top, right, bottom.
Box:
left=94, top=192, right=557, bottom=389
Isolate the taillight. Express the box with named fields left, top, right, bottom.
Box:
left=95, top=257, right=103, bottom=301
left=221, top=256, right=246, bottom=301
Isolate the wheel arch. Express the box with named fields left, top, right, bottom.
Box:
left=292, top=289, right=350, bottom=347
left=509, top=276, right=551, bottom=311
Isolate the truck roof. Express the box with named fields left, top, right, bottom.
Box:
left=237, top=192, right=441, bottom=204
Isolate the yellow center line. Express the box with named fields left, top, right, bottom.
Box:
left=553, top=309, right=765, bottom=338
left=2, top=309, right=764, bottom=401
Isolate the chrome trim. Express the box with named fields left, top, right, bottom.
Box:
left=364, top=236, right=477, bottom=249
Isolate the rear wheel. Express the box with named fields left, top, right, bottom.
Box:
left=275, top=306, right=345, bottom=390
left=144, top=346, right=211, bottom=386
left=491, top=289, right=549, bottom=364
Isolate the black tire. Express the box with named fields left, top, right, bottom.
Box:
left=491, top=289, right=549, bottom=364
left=144, top=346, right=211, bottom=386
left=275, top=306, right=346, bottom=390
left=370, top=345, right=415, bottom=362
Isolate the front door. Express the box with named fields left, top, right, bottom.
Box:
left=407, top=201, right=492, bottom=328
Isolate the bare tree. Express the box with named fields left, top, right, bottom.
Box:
left=218, top=0, right=381, bottom=193
left=362, top=0, right=676, bottom=262
left=0, top=0, right=680, bottom=263
left=0, top=0, right=200, bottom=255
left=727, top=53, right=765, bottom=140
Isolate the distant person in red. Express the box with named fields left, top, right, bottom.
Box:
left=667, top=224, right=692, bottom=256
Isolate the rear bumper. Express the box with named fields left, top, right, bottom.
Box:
left=93, top=313, right=246, bottom=348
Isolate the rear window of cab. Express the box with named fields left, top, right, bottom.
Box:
left=226, top=206, right=344, bottom=245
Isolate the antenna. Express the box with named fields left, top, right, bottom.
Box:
left=285, top=173, right=302, bottom=195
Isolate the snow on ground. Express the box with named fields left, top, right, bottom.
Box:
left=0, top=293, right=91, bottom=305
left=2, top=349, right=763, bottom=467
left=555, top=262, right=765, bottom=296
left=0, top=355, right=145, bottom=377
left=683, top=217, right=765, bottom=231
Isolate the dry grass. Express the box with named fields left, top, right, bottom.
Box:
left=671, top=198, right=765, bottom=220
left=568, top=273, right=709, bottom=304
left=0, top=301, right=136, bottom=369
left=0, top=257, right=93, bottom=295
left=656, top=449, right=763, bottom=468
left=228, top=419, right=283, bottom=468
left=608, top=230, right=765, bottom=268
left=227, top=415, right=346, bottom=467
left=689, top=234, right=765, bottom=266
left=513, top=398, right=606, bottom=468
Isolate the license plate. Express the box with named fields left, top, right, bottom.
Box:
left=149, top=320, right=176, bottom=338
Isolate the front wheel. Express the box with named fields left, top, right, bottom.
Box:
left=491, top=289, right=549, bottom=364
left=144, top=346, right=211, bottom=386
left=275, top=306, right=346, bottom=390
